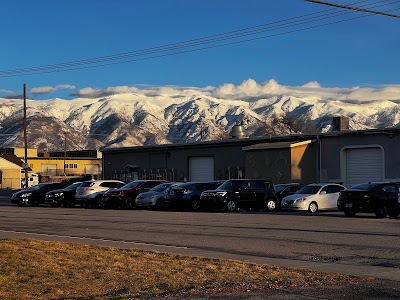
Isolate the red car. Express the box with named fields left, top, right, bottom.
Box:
left=100, top=180, right=168, bottom=209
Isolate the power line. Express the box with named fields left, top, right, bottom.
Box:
left=306, top=0, right=400, bottom=18
left=0, top=0, right=398, bottom=78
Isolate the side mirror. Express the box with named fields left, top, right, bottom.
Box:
left=319, top=191, right=327, bottom=195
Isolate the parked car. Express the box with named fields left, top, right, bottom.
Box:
left=135, top=182, right=182, bottom=210
left=11, top=182, right=69, bottom=207
left=75, top=180, right=126, bottom=208
left=100, top=180, right=168, bottom=209
left=165, top=182, right=220, bottom=210
left=268, top=183, right=304, bottom=211
left=200, top=179, right=276, bottom=212
left=44, top=182, right=82, bottom=207
left=337, top=182, right=400, bottom=218
left=281, top=183, right=345, bottom=213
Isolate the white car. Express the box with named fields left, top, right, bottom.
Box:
left=75, top=180, right=125, bottom=208
left=281, top=183, right=345, bottom=213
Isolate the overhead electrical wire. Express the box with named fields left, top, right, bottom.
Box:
left=0, top=0, right=398, bottom=78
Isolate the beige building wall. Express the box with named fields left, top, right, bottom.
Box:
left=0, top=158, right=23, bottom=189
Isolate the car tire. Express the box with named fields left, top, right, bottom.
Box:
left=63, top=197, right=74, bottom=208
left=375, top=206, right=388, bottom=218
left=190, top=198, right=200, bottom=211
left=30, top=200, right=39, bottom=207
left=344, top=210, right=356, bottom=217
left=308, top=202, right=318, bottom=213
left=266, top=199, right=278, bottom=211
left=155, top=198, right=165, bottom=210
left=388, top=210, right=399, bottom=219
left=225, top=199, right=237, bottom=212
left=124, top=197, right=136, bottom=209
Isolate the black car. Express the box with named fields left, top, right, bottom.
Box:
left=200, top=179, right=276, bottom=212
left=268, top=183, right=304, bottom=211
left=337, top=182, right=400, bottom=218
left=165, top=182, right=220, bottom=210
left=11, top=182, right=69, bottom=207
left=44, top=182, right=82, bottom=207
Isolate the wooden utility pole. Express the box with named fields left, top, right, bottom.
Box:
left=23, top=83, right=29, bottom=188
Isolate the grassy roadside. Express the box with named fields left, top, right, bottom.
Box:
left=0, top=239, right=364, bottom=299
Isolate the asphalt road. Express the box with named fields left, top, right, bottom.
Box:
left=1, top=190, right=400, bottom=281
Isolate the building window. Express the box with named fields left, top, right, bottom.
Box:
left=65, top=164, right=78, bottom=169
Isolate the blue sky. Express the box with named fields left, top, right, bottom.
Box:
left=0, top=0, right=399, bottom=99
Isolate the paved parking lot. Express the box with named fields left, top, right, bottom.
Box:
left=1, top=190, right=400, bottom=282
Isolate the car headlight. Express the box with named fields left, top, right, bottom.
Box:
left=216, top=191, right=227, bottom=196
left=55, top=192, right=64, bottom=197
left=296, top=197, right=307, bottom=203
left=150, top=195, right=158, bottom=199
left=21, top=193, right=32, bottom=198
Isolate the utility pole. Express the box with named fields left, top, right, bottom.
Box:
left=63, top=132, right=67, bottom=175
left=305, top=0, right=400, bottom=19
left=23, top=84, right=29, bottom=188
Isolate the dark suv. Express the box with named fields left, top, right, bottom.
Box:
left=165, top=182, right=220, bottom=210
left=200, top=179, right=276, bottom=212
left=337, top=182, right=400, bottom=218
left=268, top=183, right=304, bottom=211
left=11, top=182, right=69, bottom=207
left=100, top=180, right=168, bottom=209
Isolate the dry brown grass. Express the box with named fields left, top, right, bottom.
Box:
left=0, top=239, right=362, bottom=299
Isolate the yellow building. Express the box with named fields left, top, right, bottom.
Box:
left=0, top=154, right=25, bottom=189
left=1, top=148, right=102, bottom=183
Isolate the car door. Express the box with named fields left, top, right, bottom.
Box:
left=322, top=185, right=344, bottom=209
left=238, top=180, right=255, bottom=208
left=380, top=184, right=399, bottom=208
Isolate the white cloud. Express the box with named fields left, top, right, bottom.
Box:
left=0, top=89, right=14, bottom=94
left=30, top=84, right=76, bottom=95
left=65, top=79, right=400, bottom=102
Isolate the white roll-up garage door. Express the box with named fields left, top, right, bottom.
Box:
left=345, top=147, right=383, bottom=188
left=189, top=157, right=214, bottom=181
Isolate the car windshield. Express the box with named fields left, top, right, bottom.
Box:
left=217, top=181, right=239, bottom=190
left=296, top=185, right=321, bottom=194
left=29, top=183, right=50, bottom=191
left=80, top=181, right=94, bottom=187
left=122, top=181, right=142, bottom=189
left=64, top=183, right=82, bottom=191
left=174, top=183, right=195, bottom=189
left=349, top=183, right=381, bottom=190
left=274, top=184, right=287, bottom=193
left=151, top=183, right=172, bottom=192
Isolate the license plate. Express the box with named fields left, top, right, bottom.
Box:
left=345, top=203, right=352, bottom=208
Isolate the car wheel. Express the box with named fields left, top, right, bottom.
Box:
left=375, top=206, right=388, bottom=218
left=225, top=199, right=237, bottom=212
left=155, top=198, right=165, bottom=210
left=308, top=202, right=318, bottom=213
left=344, top=210, right=356, bottom=217
left=63, top=197, right=74, bottom=208
left=388, top=210, right=399, bottom=219
left=266, top=199, right=278, bottom=211
left=124, top=198, right=136, bottom=209
left=30, top=200, right=39, bottom=207
left=190, top=198, right=200, bottom=211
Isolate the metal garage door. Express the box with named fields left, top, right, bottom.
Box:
left=189, top=157, right=214, bottom=181
left=345, top=147, right=383, bottom=188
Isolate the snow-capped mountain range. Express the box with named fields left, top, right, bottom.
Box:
left=1, top=79, right=400, bottom=152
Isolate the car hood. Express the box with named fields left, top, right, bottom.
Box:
left=13, top=189, right=36, bottom=197
left=47, top=189, right=64, bottom=195
left=137, top=191, right=162, bottom=198
left=283, top=193, right=314, bottom=201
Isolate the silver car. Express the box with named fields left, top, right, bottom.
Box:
left=281, top=183, right=345, bottom=213
left=75, top=180, right=125, bottom=208
left=135, top=182, right=182, bottom=210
